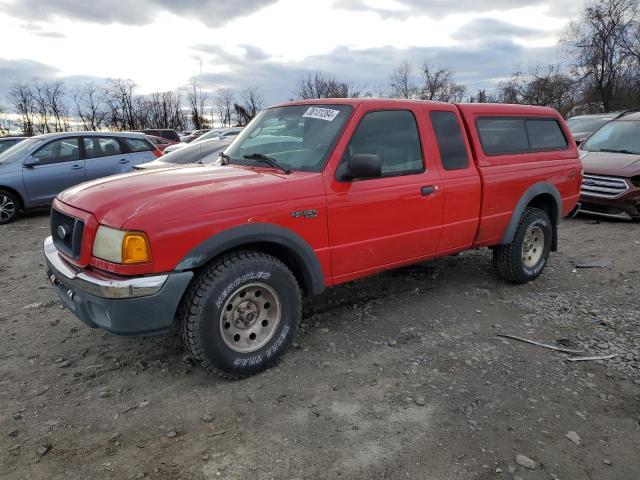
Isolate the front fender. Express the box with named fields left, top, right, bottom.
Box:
left=175, top=223, right=325, bottom=296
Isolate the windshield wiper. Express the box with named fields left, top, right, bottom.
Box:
left=242, top=153, right=290, bottom=174
left=598, top=148, right=640, bottom=155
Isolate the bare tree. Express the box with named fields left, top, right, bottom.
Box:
left=467, top=89, right=494, bottom=103
left=497, top=64, right=578, bottom=115
left=389, top=61, right=417, bottom=99
left=215, top=88, right=235, bottom=127
left=45, top=81, right=69, bottom=132
left=105, top=79, right=137, bottom=130
left=565, top=0, right=639, bottom=111
left=0, top=104, right=11, bottom=135
left=73, top=82, right=108, bottom=131
left=295, top=72, right=351, bottom=99
left=419, top=61, right=467, bottom=102
left=9, top=82, right=36, bottom=136
left=240, top=86, right=264, bottom=121
left=186, top=80, right=209, bottom=130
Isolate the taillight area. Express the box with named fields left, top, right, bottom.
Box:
left=152, top=148, right=163, bottom=158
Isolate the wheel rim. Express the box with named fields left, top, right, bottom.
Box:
left=0, top=195, right=15, bottom=222
left=522, top=225, right=544, bottom=268
left=219, top=282, right=281, bottom=353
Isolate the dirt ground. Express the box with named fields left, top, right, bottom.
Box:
left=1, top=210, right=639, bottom=480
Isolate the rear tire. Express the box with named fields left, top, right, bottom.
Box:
left=493, top=208, right=552, bottom=284
left=178, top=250, right=301, bottom=379
left=0, top=190, right=19, bottom=225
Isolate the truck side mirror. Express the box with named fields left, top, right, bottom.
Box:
left=23, top=157, right=41, bottom=168
left=348, top=153, right=382, bottom=179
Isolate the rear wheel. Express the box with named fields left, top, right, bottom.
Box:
left=0, top=190, right=19, bottom=225
left=493, top=207, right=552, bottom=284
left=179, top=250, right=301, bottom=379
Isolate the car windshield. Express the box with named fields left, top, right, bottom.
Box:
left=0, top=138, right=43, bottom=164
left=161, top=140, right=229, bottom=165
left=581, top=120, right=640, bottom=154
left=192, top=129, right=227, bottom=143
left=567, top=117, right=612, bottom=135
left=224, top=104, right=353, bottom=172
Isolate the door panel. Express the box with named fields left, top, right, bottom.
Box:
left=22, top=138, right=85, bottom=205
left=324, top=108, right=444, bottom=282
left=83, top=137, right=133, bottom=180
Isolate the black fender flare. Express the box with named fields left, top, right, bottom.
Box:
left=175, top=223, right=326, bottom=296
left=501, top=182, right=561, bottom=250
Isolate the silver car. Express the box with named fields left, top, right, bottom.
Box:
left=0, top=131, right=161, bottom=224
left=163, top=127, right=243, bottom=155
left=134, top=138, right=233, bottom=170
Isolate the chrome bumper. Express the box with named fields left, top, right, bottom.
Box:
left=44, top=236, right=168, bottom=299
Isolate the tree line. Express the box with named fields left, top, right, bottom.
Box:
left=1, top=78, right=265, bottom=136
left=2, top=0, right=640, bottom=136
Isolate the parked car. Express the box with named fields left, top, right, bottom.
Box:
left=0, top=136, right=27, bottom=155
left=163, top=127, right=242, bottom=154
left=181, top=129, right=211, bottom=143
left=576, top=110, right=640, bottom=220
left=136, top=129, right=180, bottom=143
left=0, top=131, right=162, bottom=224
left=44, top=99, right=581, bottom=379
left=135, top=138, right=233, bottom=170
left=145, top=135, right=178, bottom=152
left=567, top=113, right=617, bottom=145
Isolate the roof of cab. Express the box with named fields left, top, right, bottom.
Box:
left=271, top=98, right=563, bottom=116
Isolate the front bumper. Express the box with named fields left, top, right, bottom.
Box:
left=44, top=237, right=193, bottom=335
left=578, top=188, right=640, bottom=220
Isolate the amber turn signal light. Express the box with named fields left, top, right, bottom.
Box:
left=122, top=233, right=150, bottom=264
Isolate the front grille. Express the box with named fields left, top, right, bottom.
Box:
left=581, top=174, right=629, bottom=198
left=51, top=209, right=84, bottom=259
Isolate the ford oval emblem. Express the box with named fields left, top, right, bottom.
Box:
left=56, top=225, right=68, bottom=240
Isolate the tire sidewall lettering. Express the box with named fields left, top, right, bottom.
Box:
left=216, top=271, right=271, bottom=308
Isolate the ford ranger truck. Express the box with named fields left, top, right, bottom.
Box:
left=44, top=99, right=582, bottom=379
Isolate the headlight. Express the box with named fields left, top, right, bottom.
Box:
left=93, top=226, right=150, bottom=264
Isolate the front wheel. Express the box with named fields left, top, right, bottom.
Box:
left=0, top=190, right=19, bottom=225
left=179, top=250, right=301, bottom=379
left=493, top=207, right=552, bottom=284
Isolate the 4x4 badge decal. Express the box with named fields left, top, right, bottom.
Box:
left=290, top=209, right=318, bottom=219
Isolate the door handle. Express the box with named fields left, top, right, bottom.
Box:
left=119, top=158, right=130, bottom=164
left=421, top=185, right=436, bottom=196
left=71, top=164, right=83, bottom=170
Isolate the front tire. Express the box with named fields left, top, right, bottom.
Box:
left=179, top=250, right=301, bottom=379
left=0, top=190, right=19, bottom=225
left=493, top=208, right=552, bottom=284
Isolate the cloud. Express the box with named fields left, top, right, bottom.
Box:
left=192, top=39, right=564, bottom=104
left=336, top=0, right=582, bottom=19
left=0, top=59, right=59, bottom=96
left=451, top=18, right=546, bottom=44
left=4, top=0, right=278, bottom=27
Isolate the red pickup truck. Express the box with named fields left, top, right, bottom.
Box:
left=44, top=99, right=581, bottom=379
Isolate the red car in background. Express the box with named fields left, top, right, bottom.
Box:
left=145, top=135, right=177, bottom=152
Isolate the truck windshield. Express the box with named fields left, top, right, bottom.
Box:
left=581, top=120, right=640, bottom=154
left=224, top=104, right=353, bottom=172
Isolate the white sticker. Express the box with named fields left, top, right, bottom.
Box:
left=302, top=107, right=340, bottom=122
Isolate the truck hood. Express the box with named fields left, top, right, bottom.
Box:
left=580, top=150, right=640, bottom=177
left=58, top=164, right=311, bottom=228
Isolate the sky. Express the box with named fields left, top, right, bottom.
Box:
left=0, top=0, right=584, bottom=105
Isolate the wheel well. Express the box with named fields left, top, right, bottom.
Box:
left=222, top=242, right=315, bottom=297
left=527, top=193, right=558, bottom=225
left=0, top=186, right=25, bottom=209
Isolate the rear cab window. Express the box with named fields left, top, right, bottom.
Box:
left=476, top=117, right=568, bottom=155
left=430, top=111, right=469, bottom=170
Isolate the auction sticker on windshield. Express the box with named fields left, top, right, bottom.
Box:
left=302, top=107, right=340, bottom=122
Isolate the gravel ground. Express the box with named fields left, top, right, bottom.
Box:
left=1, top=211, right=639, bottom=480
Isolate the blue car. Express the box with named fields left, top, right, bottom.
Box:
left=0, top=131, right=161, bottom=224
